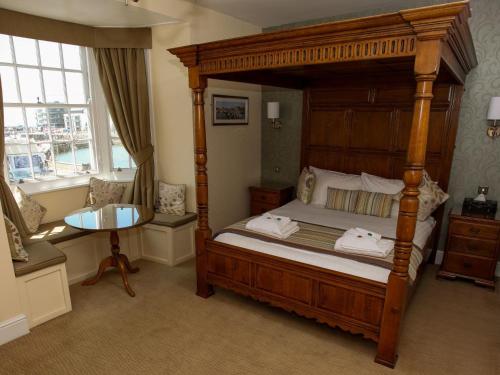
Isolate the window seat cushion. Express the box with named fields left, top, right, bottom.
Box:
left=150, top=212, right=197, bottom=228
left=24, top=220, right=90, bottom=246
left=14, top=241, right=67, bottom=277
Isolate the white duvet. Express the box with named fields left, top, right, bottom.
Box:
left=214, top=200, right=435, bottom=284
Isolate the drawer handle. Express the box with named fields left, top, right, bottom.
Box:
left=468, top=227, right=480, bottom=235
left=463, top=261, right=472, bottom=269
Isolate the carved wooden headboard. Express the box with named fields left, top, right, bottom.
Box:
left=300, top=82, right=464, bottom=192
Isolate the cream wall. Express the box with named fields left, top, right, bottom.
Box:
left=34, top=187, right=89, bottom=224
left=0, top=202, right=23, bottom=323
left=142, top=0, right=262, bottom=230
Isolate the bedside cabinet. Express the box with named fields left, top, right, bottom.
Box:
left=249, top=184, right=294, bottom=215
left=438, top=207, right=500, bottom=288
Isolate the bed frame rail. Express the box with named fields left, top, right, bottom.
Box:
left=206, top=239, right=387, bottom=342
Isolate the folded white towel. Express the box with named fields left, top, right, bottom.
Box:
left=246, top=214, right=299, bottom=239
left=354, top=227, right=382, bottom=241
left=334, top=228, right=394, bottom=258
left=262, top=213, right=292, bottom=230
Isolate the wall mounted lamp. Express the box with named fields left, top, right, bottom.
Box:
left=487, top=97, right=500, bottom=138
left=267, top=102, right=282, bottom=129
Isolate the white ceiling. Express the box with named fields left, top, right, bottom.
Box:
left=0, top=0, right=178, bottom=27
left=192, top=0, right=452, bottom=28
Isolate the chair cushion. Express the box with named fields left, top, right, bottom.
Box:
left=24, top=220, right=90, bottom=245
left=150, top=212, right=197, bottom=228
left=14, top=241, right=67, bottom=277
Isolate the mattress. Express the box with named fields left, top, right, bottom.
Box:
left=214, top=199, right=435, bottom=283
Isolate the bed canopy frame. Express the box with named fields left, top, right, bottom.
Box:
left=169, top=1, right=477, bottom=368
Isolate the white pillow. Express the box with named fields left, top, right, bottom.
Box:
left=361, top=172, right=404, bottom=195
left=309, top=166, right=362, bottom=206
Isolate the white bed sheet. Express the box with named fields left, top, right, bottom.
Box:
left=214, top=200, right=435, bottom=284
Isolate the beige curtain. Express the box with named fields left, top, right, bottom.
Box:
left=94, top=48, right=154, bottom=208
left=0, top=77, right=30, bottom=237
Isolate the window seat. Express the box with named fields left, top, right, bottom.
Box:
left=151, top=212, right=197, bottom=227
left=25, top=221, right=90, bottom=246
left=141, top=212, right=197, bottom=266
left=13, top=241, right=67, bottom=277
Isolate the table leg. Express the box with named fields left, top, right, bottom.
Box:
left=82, top=230, right=139, bottom=297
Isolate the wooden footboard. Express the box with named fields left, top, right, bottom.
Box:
left=206, top=239, right=387, bottom=342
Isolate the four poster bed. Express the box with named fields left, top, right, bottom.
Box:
left=169, top=1, right=477, bottom=368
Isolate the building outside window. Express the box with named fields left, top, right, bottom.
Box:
left=0, top=34, right=135, bottom=185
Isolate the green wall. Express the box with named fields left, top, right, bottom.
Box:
left=260, top=0, right=500, bottom=249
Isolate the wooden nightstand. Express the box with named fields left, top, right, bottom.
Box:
left=249, top=184, right=294, bottom=215
left=438, top=207, right=500, bottom=288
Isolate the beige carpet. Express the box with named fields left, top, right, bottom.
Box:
left=0, top=260, right=499, bottom=375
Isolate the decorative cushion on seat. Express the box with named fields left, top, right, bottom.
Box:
left=86, top=177, right=126, bottom=209
left=157, top=182, right=186, bottom=216
left=4, top=215, right=29, bottom=262
left=13, top=241, right=67, bottom=277
left=150, top=212, right=197, bottom=228
left=24, top=220, right=89, bottom=246
left=14, top=186, right=47, bottom=233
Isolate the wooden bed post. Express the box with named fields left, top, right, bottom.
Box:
left=375, top=39, right=441, bottom=368
left=189, top=66, right=214, bottom=298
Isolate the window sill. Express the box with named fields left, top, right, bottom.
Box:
left=12, top=171, right=136, bottom=196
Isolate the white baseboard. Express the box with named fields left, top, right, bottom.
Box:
left=0, top=314, right=29, bottom=346
left=435, top=249, right=500, bottom=277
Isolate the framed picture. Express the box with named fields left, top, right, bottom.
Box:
left=212, top=95, right=249, bottom=125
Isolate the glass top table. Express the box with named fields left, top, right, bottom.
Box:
left=65, top=204, right=154, bottom=297
left=65, top=204, right=154, bottom=232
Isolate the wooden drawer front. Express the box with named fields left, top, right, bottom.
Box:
left=448, top=235, right=498, bottom=258
left=443, top=253, right=495, bottom=279
left=450, top=221, right=500, bottom=240
left=207, top=253, right=250, bottom=285
left=255, top=265, right=312, bottom=305
left=250, top=201, right=277, bottom=215
left=251, top=191, right=280, bottom=205
left=317, top=282, right=384, bottom=326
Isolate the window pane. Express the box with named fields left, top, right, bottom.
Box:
left=54, top=142, right=74, bottom=176
left=25, top=107, right=50, bottom=143
left=70, top=108, right=91, bottom=140
left=65, top=72, right=85, bottom=103
left=6, top=144, right=32, bottom=181
left=75, top=141, right=94, bottom=173
left=0, top=66, right=19, bottom=102
left=47, top=108, right=71, bottom=142
left=43, top=70, right=65, bottom=103
left=18, top=67, right=42, bottom=103
left=31, top=143, right=55, bottom=179
left=62, top=44, right=81, bottom=70
left=0, top=34, right=12, bottom=63
left=39, top=40, right=61, bottom=68
left=4, top=107, right=26, bottom=143
left=13, top=37, right=38, bottom=65
left=111, top=139, right=131, bottom=169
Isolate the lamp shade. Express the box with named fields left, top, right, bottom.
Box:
left=267, top=102, right=280, bottom=119
left=487, top=97, right=500, bottom=120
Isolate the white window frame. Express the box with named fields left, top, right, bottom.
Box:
left=1, top=36, right=136, bottom=194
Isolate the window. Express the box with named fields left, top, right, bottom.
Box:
left=0, top=34, right=136, bottom=185
left=108, top=115, right=136, bottom=170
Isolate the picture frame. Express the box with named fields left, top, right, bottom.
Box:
left=212, top=95, right=249, bottom=125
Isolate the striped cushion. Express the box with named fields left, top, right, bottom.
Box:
left=355, top=191, right=393, bottom=218
left=325, top=187, right=359, bottom=213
